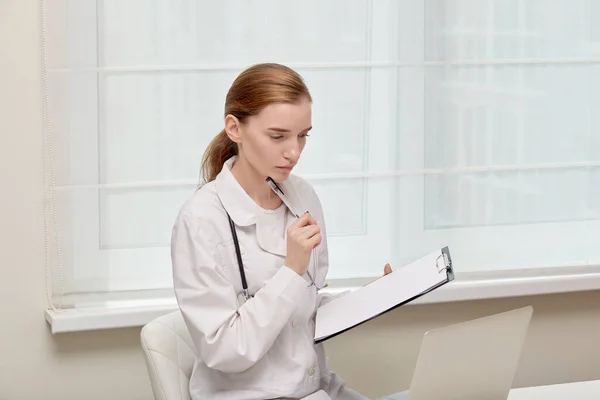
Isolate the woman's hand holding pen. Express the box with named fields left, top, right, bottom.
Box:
left=285, top=213, right=321, bottom=276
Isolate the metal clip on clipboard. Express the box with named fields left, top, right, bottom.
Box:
left=435, top=247, right=454, bottom=282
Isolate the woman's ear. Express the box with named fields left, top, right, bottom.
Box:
left=224, top=114, right=242, bottom=144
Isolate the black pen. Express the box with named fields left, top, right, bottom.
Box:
left=265, top=177, right=302, bottom=218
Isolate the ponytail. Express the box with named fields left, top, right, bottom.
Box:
left=200, top=129, right=237, bottom=185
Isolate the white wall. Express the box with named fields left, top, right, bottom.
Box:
left=1, top=1, right=599, bottom=399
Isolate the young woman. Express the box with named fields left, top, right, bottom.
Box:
left=171, top=63, right=393, bottom=400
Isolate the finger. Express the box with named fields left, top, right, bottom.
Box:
left=298, top=225, right=320, bottom=240
left=307, top=233, right=322, bottom=249
left=293, top=212, right=313, bottom=228
left=292, top=213, right=318, bottom=230
left=304, top=212, right=318, bottom=226
left=384, top=263, right=392, bottom=275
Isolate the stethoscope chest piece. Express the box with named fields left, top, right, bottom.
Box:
left=237, top=292, right=247, bottom=307
left=237, top=287, right=252, bottom=306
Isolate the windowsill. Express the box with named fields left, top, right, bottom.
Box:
left=45, top=266, right=600, bottom=334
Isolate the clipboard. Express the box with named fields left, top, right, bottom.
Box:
left=314, top=246, right=454, bottom=343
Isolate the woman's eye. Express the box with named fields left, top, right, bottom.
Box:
left=298, top=133, right=311, bottom=139
left=270, top=135, right=283, bottom=140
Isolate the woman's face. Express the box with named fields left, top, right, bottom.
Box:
left=229, top=98, right=312, bottom=182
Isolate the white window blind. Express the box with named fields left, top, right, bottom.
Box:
left=43, top=0, right=600, bottom=310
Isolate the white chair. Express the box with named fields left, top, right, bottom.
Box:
left=141, top=311, right=407, bottom=400
left=141, top=311, right=195, bottom=400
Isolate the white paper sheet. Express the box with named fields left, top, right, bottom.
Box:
left=314, top=247, right=454, bottom=342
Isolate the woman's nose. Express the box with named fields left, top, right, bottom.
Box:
left=284, top=143, right=300, bottom=161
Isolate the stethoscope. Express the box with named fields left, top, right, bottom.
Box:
left=228, top=177, right=324, bottom=306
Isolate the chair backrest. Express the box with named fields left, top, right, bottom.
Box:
left=141, top=310, right=196, bottom=400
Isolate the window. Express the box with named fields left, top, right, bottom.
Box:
left=44, top=0, right=600, bottom=311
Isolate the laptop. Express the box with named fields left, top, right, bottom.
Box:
left=407, top=306, right=533, bottom=400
